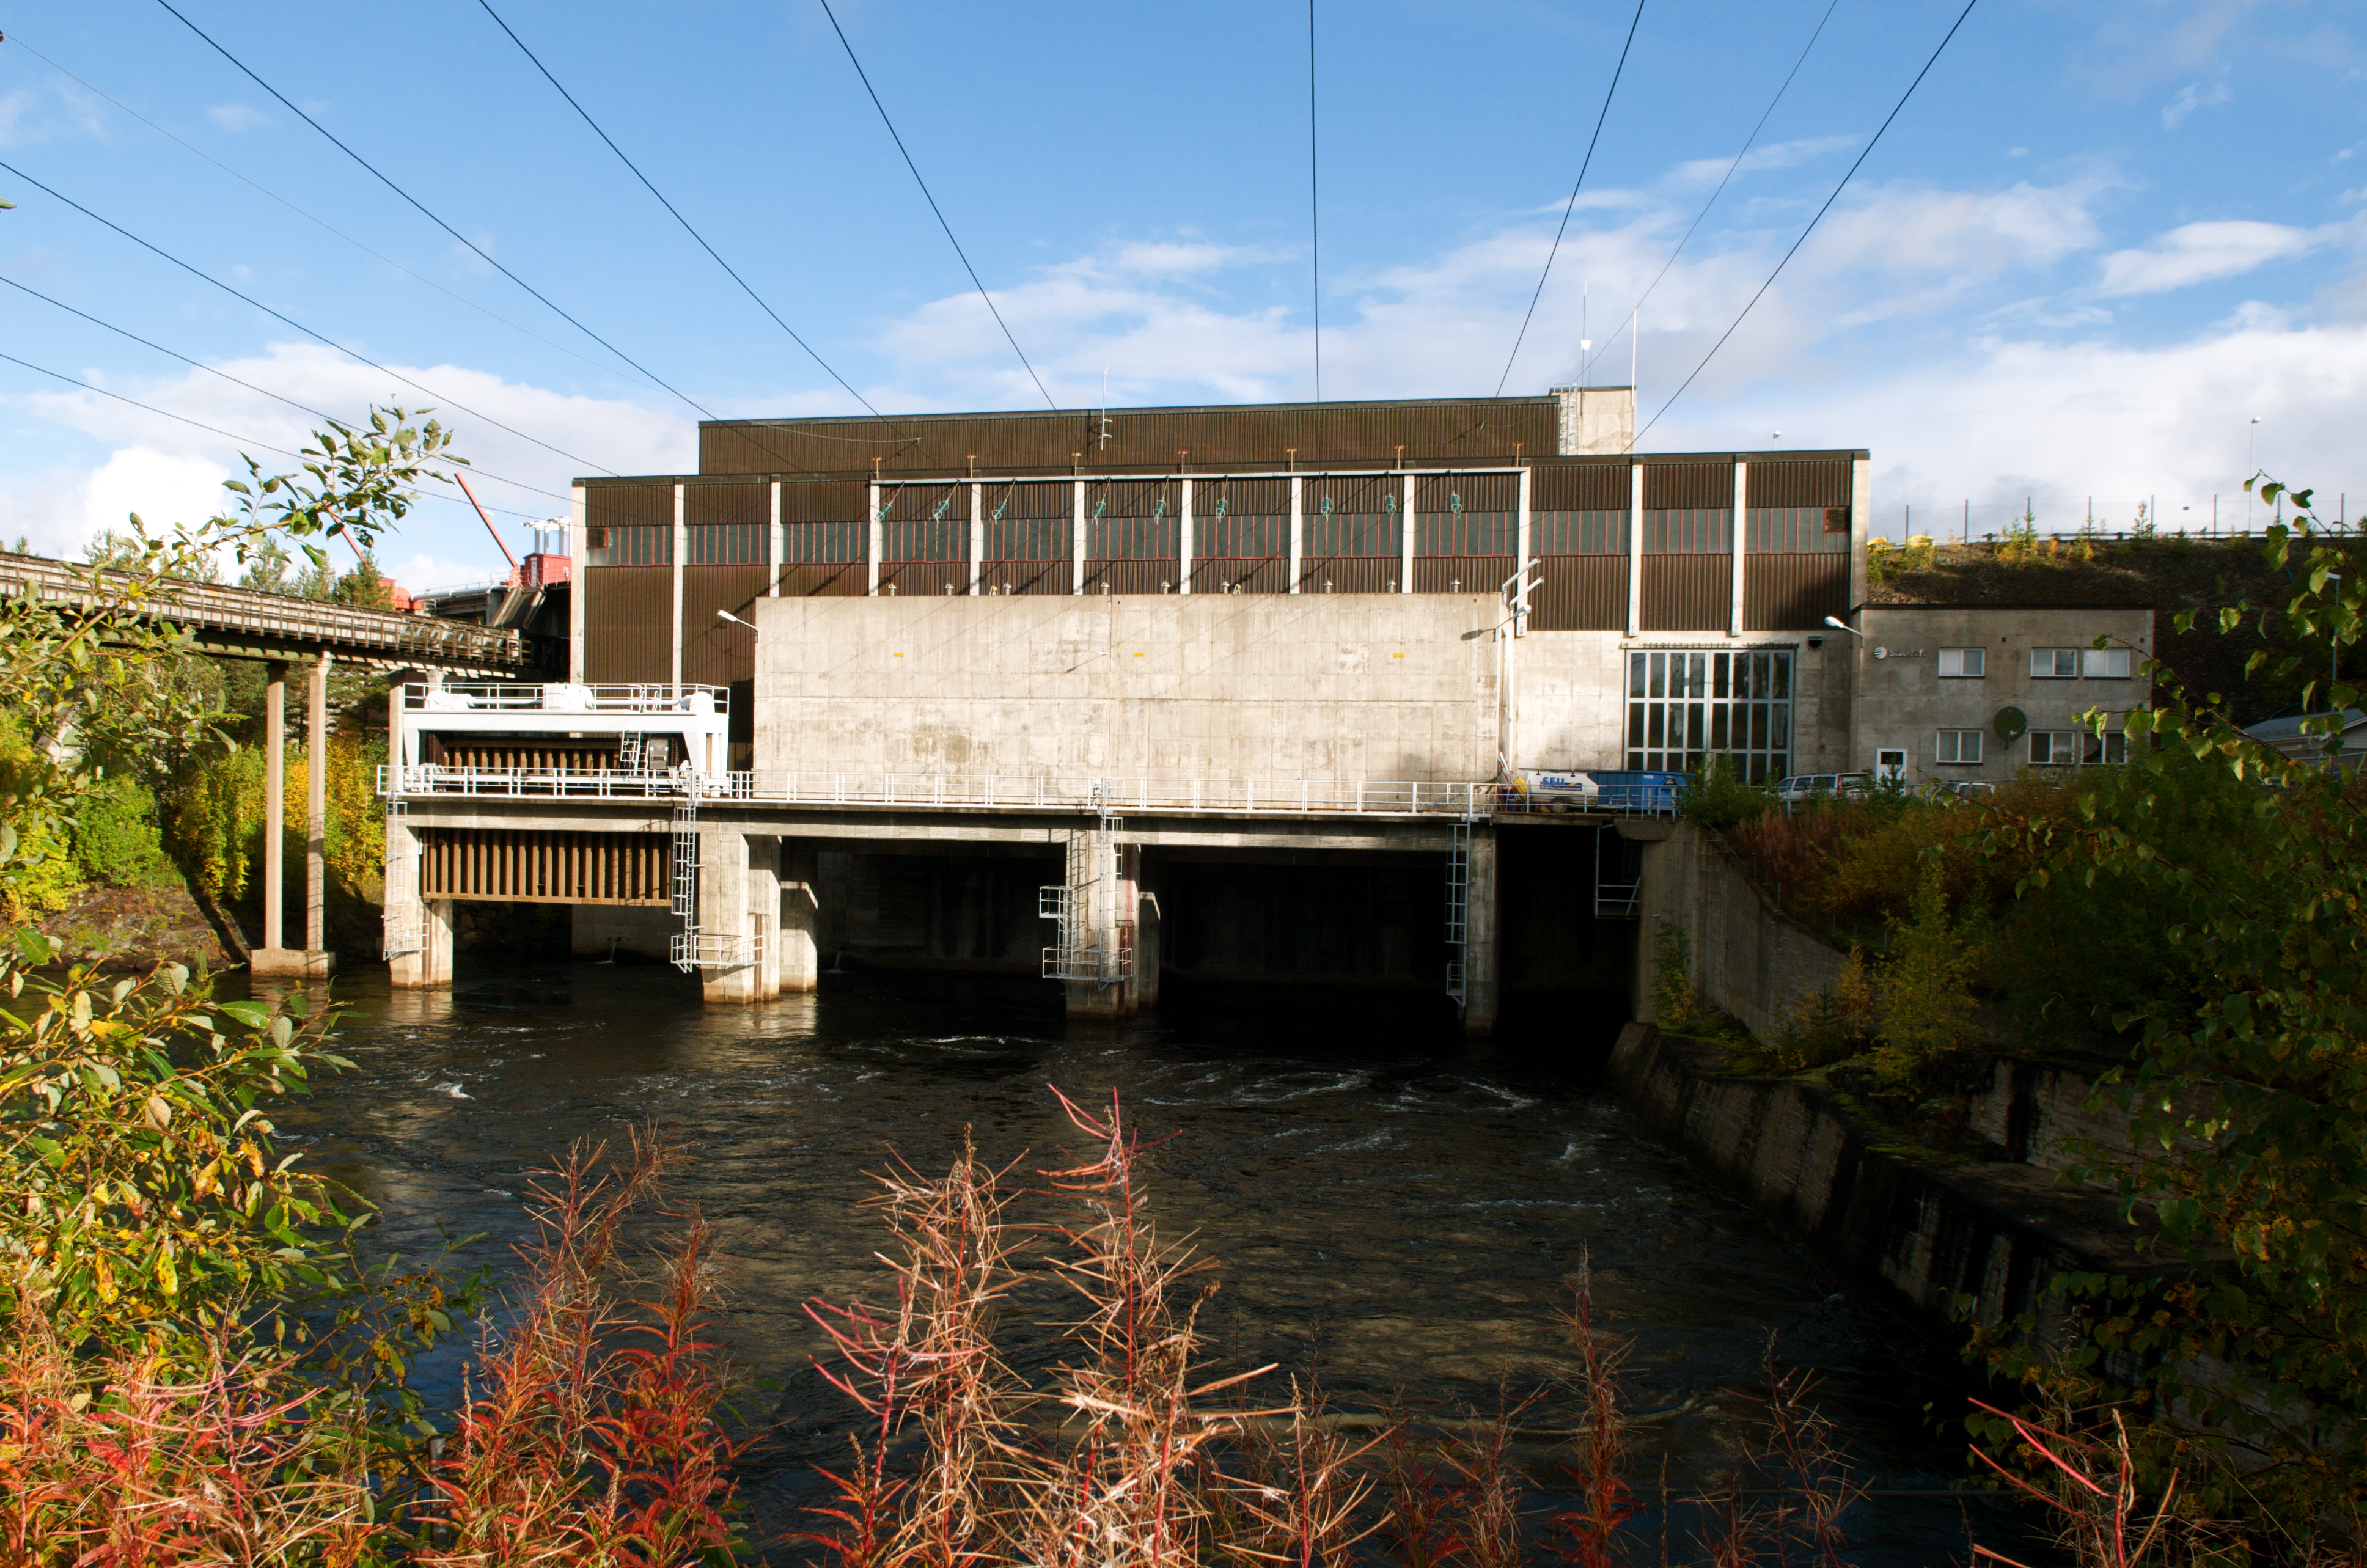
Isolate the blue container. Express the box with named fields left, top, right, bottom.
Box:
left=1585, top=770, right=1683, bottom=812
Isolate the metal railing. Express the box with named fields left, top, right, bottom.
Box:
left=402, top=681, right=728, bottom=714
left=378, top=765, right=1486, bottom=818
left=0, top=553, right=531, bottom=670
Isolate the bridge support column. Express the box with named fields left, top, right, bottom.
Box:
left=698, top=829, right=764, bottom=1004
left=384, top=809, right=444, bottom=989
left=779, top=843, right=820, bottom=993
left=1062, top=829, right=1134, bottom=1020
left=1461, top=830, right=1500, bottom=1038
left=254, top=657, right=336, bottom=978
left=753, top=846, right=782, bottom=998
left=1133, top=857, right=1161, bottom=1011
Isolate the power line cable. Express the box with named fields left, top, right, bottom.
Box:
left=0, top=273, right=568, bottom=512
left=2, top=31, right=691, bottom=404
left=0, top=157, right=622, bottom=476
left=1635, top=0, right=1978, bottom=442
left=1495, top=0, right=1646, bottom=397
left=473, top=0, right=891, bottom=423
left=1576, top=0, right=1840, bottom=387
left=1308, top=0, right=1321, bottom=403
left=813, top=0, right=1057, bottom=412
left=149, top=0, right=718, bottom=421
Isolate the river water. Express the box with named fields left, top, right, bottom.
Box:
left=259, top=961, right=2029, bottom=1563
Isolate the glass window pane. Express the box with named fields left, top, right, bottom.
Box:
left=1629, top=652, right=1646, bottom=698
left=1714, top=653, right=1730, bottom=699
left=1649, top=653, right=1667, bottom=698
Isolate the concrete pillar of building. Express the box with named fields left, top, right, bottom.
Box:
left=1113, top=842, right=1142, bottom=1016
left=305, top=654, right=329, bottom=954
left=384, top=808, right=433, bottom=987
left=698, top=829, right=762, bottom=1004
left=1461, top=829, right=1500, bottom=1038
left=263, top=661, right=285, bottom=952
left=1133, top=864, right=1162, bottom=1011
left=751, top=845, right=782, bottom=998
left=1063, top=827, right=1126, bottom=1020
left=415, top=899, right=454, bottom=988
left=779, top=842, right=821, bottom=993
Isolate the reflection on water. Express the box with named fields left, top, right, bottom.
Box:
left=254, top=962, right=2020, bottom=1561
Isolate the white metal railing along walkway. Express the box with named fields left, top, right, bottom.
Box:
left=0, top=553, right=532, bottom=671
left=376, top=766, right=1499, bottom=819
left=402, top=681, right=728, bottom=714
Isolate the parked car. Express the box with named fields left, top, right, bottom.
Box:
left=1947, top=780, right=1999, bottom=802
left=1774, top=772, right=1868, bottom=804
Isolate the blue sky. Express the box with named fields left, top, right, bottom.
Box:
left=1, top=0, right=2361, bottom=585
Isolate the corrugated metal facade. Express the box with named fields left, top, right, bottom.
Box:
left=422, top=829, right=668, bottom=906
left=1643, top=461, right=1734, bottom=510
left=880, top=562, right=968, bottom=596
left=1191, top=558, right=1290, bottom=594
left=1743, top=458, right=1851, bottom=508
left=1743, top=554, right=1849, bottom=630
left=1414, top=555, right=1516, bottom=595
left=699, top=397, right=1565, bottom=477
left=1531, top=557, right=1626, bottom=631
left=683, top=566, right=768, bottom=686
left=1083, top=560, right=1174, bottom=595
left=1299, top=557, right=1396, bottom=594
left=581, top=565, right=671, bottom=682
left=1641, top=556, right=1730, bottom=631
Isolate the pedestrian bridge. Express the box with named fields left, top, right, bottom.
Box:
left=0, top=550, right=538, bottom=675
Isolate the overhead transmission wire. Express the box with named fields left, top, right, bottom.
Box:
left=1574, top=0, right=1840, bottom=387
left=1, top=31, right=688, bottom=403
left=150, top=0, right=719, bottom=422
left=813, top=0, right=1058, bottom=412
left=1635, top=0, right=1980, bottom=442
left=1494, top=0, right=1646, bottom=398
left=0, top=158, right=623, bottom=477
left=1308, top=0, right=1321, bottom=402
left=473, top=0, right=889, bottom=424
left=0, top=273, right=566, bottom=513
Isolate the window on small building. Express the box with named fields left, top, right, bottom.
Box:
left=1937, top=647, right=1986, bottom=678
left=2031, top=648, right=2080, bottom=678
left=1936, top=728, right=1983, bottom=764
left=2029, top=730, right=2077, bottom=764
left=2082, top=647, right=2132, bottom=678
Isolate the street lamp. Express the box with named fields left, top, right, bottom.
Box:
left=716, top=609, right=755, bottom=629
left=1821, top=615, right=1863, bottom=638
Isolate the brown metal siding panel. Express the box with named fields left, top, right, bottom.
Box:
left=581, top=565, right=672, bottom=683
left=779, top=563, right=866, bottom=596
left=1744, top=553, right=1849, bottom=629
left=1188, top=558, right=1288, bottom=594
left=698, top=398, right=1563, bottom=476
left=1082, top=560, right=1175, bottom=595
left=1412, top=555, right=1516, bottom=594
left=421, top=829, right=667, bottom=906
left=1531, top=460, right=1630, bottom=511
left=1642, top=461, right=1734, bottom=511
left=683, top=565, right=768, bottom=686
left=980, top=560, right=1070, bottom=595
left=1641, top=556, right=1730, bottom=631
left=1297, top=557, right=1397, bottom=594
left=585, top=483, right=673, bottom=529
left=879, top=561, right=967, bottom=596
left=1744, top=458, right=1851, bottom=509
left=1531, top=556, right=1626, bottom=631
left=683, top=480, right=765, bottom=527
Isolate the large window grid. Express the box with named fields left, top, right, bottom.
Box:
left=1624, top=648, right=1794, bottom=782
left=1532, top=510, right=1629, bottom=555
left=983, top=485, right=1070, bottom=560
left=586, top=526, right=670, bottom=566
left=882, top=486, right=965, bottom=562
left=688, top=523, right=764, bottom=565
left=1643, top=508, right=1732, bottom=554
left=1414, top=502, right=1516, bottom=556
left=1085, top=482, right=1180, bottom=560
left=1744, top=506, right=1850, bottom=554
left=780, top=521, right=861, bottom=563
left=1195, top=496, right=1288, bottom=559
left=1303, top=478, right=1401, bottom=557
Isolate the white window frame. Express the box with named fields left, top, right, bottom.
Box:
left=2031, top=648, right=2080, bottom=678
left=1937, top=647, right=1986, bottom=678
left=1936, top=728, right=1984, bottom=764
left=2082, top=647, right=2132, bottom=679
left=2029, top=730, right=2077, bottom=765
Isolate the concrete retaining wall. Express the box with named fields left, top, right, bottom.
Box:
left=1607, top=1022, right=2146, bottom=1332
left=1633, top=819, right=1848, bottom=1042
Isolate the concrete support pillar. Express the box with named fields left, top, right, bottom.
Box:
left=568, top=485, right=588, bottom=680
left=1134, top=863, right=1161, bottom=1011
left=384, top=807, right=435, bottom=988
left=698, top=829, right=762, bottom=1004
left=779, top=842, right=820, bottom=993
left=413, top=899, right=453, bottom=988
left=670, top=483, right=686, bottom=688
left=752, top=844, right=782, bottom=998
left=868, top=481, right=884, bottom=596
left=1626, top=460, right=1645, bottom=637
left=306, top=655, right=329, bottom=953
left=1071, top=479, right=1087, bottom=595
left=1729, top=458, right=1749, bottom=637
left=1113, top=842, right=1142, bottom=1016
left=1461, top=829, right=1500, bottom=1038
left=1177, top=477, right=1193, bottom=595
left=1288, top=475, right=1304, bottom=594
left=1399, top=472, right=1416, bottom=593
left=769, top=480, right=783, bottom=598
left=967, top=480, right=983, bottom=596
left=1062, top=827, right=1128, bottom=1020
left=262, top=661, right=285, bottom=953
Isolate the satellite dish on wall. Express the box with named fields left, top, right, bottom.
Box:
left=1994, top=706, right=2028, bottom=742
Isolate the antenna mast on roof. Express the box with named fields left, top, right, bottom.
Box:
left=1097, top=368, right=1112, bottom=450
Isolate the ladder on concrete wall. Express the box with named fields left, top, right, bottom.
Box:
left=1443, top=816, right=1470, bottom=1006
left=667, top=793, right=702, bottom=972
left=380, top=797, right=424, bottom=959
left=1040, top=828, right=1129, bottom=985
left=617, top=731, right=645, bottom=771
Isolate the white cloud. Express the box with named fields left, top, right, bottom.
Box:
left=205, top=103, right=268, bottom=133
left=0, top=343, right=694, bottom=573
left=1668, top=136, right=1858, bottom=186
left=2162, top=79, right=2233, bottom=128
left=2096, top=219, right=2314, bottom=295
